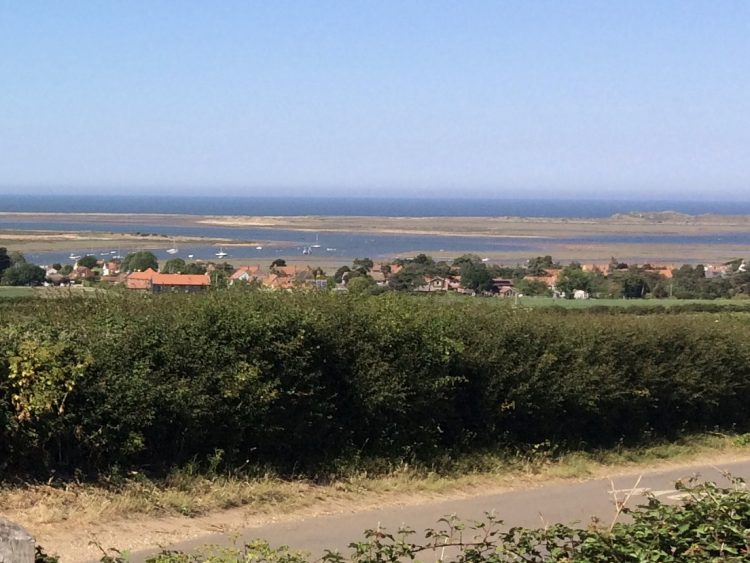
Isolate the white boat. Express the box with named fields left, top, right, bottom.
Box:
left=69, top=253, right=81, bottom=261
left=166, top=248, right=179, bottom=255
left=255, top=245, right=263, bottom=250
left=215, top=248, right=228, bottom=259
left=481, top=257, right=490, bottom=262
left=188, top=254, right=194, bottom=259
left=326, top=248, right=336, bottom=252
left=311, top=234, right=321, bottom=248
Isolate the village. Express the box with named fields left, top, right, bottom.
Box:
left=15, top=248, right=747, bottom=300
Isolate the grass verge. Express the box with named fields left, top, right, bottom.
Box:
left=2, top=433, right=749, bottom=528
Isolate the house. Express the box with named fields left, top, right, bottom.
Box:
left=272, top=265, right=298, bottom=277
left=524, top=268, right=561, bottom=290
left=69, top=266, right=95, bottom=282
left=416, top=276, right=449, bottom=292
left=261, top=274, right=294, bottom=290
left=126, top=268, right=158, bottom=290
left=102, top=260, right=121, bottom=276
left=582, top=264, right=610, bottom=274
left=126, top=268, right=210, bottom=292
left=229, top=265, right=263, bottom=285
left=488, top=278, right=516, bottom=297
left=151, top=273, right=210, bottom=293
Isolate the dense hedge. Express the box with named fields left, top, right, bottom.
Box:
left=2, top=292, right=750, bottom=477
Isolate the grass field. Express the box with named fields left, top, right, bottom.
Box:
left=0, top=286, right=37, bottom=298
left=515, top=296, right=750, bottom=308
left=429, top=292, right=750, bottom=309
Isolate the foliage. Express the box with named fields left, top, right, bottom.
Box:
left=2, top=293, right=750, bottom=479
left=183, top=263, right=208, bottom=275
left=271, top=259, right=287, bottom=268
left=122, top=251, right=159, bottom=272
left=9, top=250, right=27, bottom=266
left=0, top=247, right=11, bottom=275
left=163, top=258, right=187, bottom=274
left=1, top=263, right=46, bottom=286
left=77, top=255, right=99, bottom=269
left=555, top=263, right=597, bottom=298
left=527, top=255, right=557, bottom=276
left=346, top=276, right=377, bottom=295
left=459, top=261, right=492, bottom=292
left=334, top=266, right=351, bottom=283
left=352, top=258, right=374, bottom=272
left=513, top=278, right=550, bottom=296
left=387, top=265, right=424, bottom=291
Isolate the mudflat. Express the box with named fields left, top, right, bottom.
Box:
left=2, top=211, right=749, bottom=263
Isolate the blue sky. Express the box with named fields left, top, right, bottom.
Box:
left=1, top=1, right=748, bottom=199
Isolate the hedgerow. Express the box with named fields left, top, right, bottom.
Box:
left=2, top=292, right=750, bottom=477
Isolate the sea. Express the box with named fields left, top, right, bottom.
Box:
left=2, top=194, right=750, bottom=265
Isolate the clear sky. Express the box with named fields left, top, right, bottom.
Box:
left=1, top=1, right=748, bottom=199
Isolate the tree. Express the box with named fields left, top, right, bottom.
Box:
left=352, top=257, right=373, bottom=272
left=527, top=256, right=556, bottom=276
left=8, top=251, right=26, bottom=266
left=183, top=263, right=207, bottom=275
left=1, top=263, right=45, bottom=286
left=459, top=261, right=493, bottom=292
left=556, top=263, right=596, bottom=298
left=51, top=263, right=63, bottom=271
left=514, top=278, right=550, bottom=296
left=60, top=264, right=73, bottom=275
left=211, top=262, right=235, bottom=274
left=77, top=255, right=98, bottom=269
left=0, top=248, right=10, bottom=275
left=388, top=265, right=425, bottom=291
left=163, top=258, right=186, bottom=273
left=412, top=253, right=434, bottom=266
left=452, top=254, right=482, bottom=268
left=346, top=275, right=377, bottom=295
left=271, top=258, right=287, bottom=269
left=334, top=266, right=351, bottom=283
left=122, top=251, right=158, bottom=272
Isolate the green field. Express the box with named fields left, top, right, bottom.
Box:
left=429, top=292, right=750, bottom=310
left=515, top=296, right=750, bottom=308
left=0, top=286, right=37, bottom=298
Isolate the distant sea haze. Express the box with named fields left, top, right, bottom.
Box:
left=3, top=195, right=750, bottom=218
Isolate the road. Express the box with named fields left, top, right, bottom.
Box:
left=130, top=459, right=750, bottom=562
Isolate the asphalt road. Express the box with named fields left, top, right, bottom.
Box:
left=130, top=459, right=750, bottom=561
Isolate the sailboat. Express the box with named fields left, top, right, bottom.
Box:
left=311, top=233, right=321, bottom=248
left=166, top=239, right=179, bottom=254
left=215, top=248, right=228, bottom=259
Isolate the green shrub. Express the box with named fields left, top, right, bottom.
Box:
left=2, top=292, right=750, bottom=477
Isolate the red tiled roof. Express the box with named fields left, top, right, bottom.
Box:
left=230, top=266, right=261, bottom=280
left=151, top=273, right=210, bottom=286
left=127, top=268, right=158, bottom=280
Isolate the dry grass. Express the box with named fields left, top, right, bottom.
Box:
left=2, top=433, right=749, bottom=529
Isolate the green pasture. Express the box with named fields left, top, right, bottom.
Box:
left=0, top=286, right=37, bottom=299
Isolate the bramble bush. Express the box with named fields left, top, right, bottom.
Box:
left=2, top=292, right=750, bottom=478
